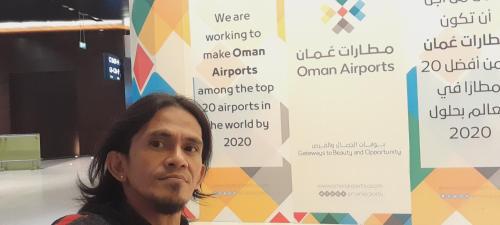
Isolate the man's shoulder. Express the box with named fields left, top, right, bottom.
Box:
left=52, top=213, right=110, bottom=225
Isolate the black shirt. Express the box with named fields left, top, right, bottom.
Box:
left=52, top=200, right=189, bottom=225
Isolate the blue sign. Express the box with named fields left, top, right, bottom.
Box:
left=103, top=53, right=121, bottom=81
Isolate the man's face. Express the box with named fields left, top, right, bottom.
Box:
left=122, top=106, right=205, bottom=213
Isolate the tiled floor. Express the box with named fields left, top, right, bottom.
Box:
left=0, top=157, right=281, bottom=225
left=0, top=157, right=90, bottom=225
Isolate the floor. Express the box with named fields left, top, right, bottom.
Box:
left=0, top=157, right=283, bottom=225
left=0, top=157, right=89, bottom=225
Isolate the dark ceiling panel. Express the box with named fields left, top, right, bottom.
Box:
left=0, top=0, right=128, bottom=22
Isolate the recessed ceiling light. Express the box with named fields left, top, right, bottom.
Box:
left=61, top=5, right=75, bottom=11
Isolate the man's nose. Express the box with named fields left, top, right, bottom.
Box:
left=163, top=145, right=188, bottom=168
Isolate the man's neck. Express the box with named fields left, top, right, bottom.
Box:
left=123, top=189, right=183, bottom=225
left=136, top=207, right=182, bottom=225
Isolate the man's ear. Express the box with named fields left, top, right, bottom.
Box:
left=106, top=151, right=128, bottom=182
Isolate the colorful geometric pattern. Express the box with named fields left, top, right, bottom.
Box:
left=270, top=212, right=290, bottom=223
left=126, top=72, right=177, bottom=107
left=406, top=67, right=433, bottom=190
left=476, top=167, right=500, bottom=188
left=407, top=67, right=500, bottom=225
left=349, top=1, right=365, bottom=20
left=321, top=5, right=336, bottom=23
left=128, top=39, right=176, bottom=104
left=198, top=159, right=292, bottom=222
left=277, top=0, right=286, bottom=41
left=292, top=212, right=357, bottom=224
left=138, top=0, right=191, bottom=55
left=141, top=72, right=176, bottom=96
left=131, top=0, right=153, bottom=35
left=333, top=18, right=354, bottom=33
left=132, top=44, right=153, bottom=92
left=182, top=208, right=196, bottom=221
left=125, top=75, right=141, bottom=107
left=128, top=0, right=190, bottom=105
left=364, top=214, right=412, bottom=225
left=321, top=0, right=366, bottom=34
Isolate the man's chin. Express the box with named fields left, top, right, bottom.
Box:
left=152, top=197, right=188, bottom=215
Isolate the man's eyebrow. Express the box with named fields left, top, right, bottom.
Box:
left=150, top=130, right=173, bottom=138
left=150, top=130, right=203, bottom=145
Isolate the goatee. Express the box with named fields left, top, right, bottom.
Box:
left=153, top=199, right=185, bottom=214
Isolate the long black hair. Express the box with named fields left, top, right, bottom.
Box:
left=79, top=93, right=213, bottom=205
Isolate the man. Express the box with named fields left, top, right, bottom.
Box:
left=53, top=93, right=212, bottom=225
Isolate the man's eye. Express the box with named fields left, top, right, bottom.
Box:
left=150, top=140, right=165, bottom=148
left=184, top=145, right=199, bottom=152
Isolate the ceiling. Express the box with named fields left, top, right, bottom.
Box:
left=0, top=0, right=129, bottom=22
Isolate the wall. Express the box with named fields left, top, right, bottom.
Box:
left=9, top=71, right=77, bottom=158
left=0, top=70, right=10, bottom=134
left=0, top=30, right=126, bottom=158
left=74, top=30, right=127, bottom=156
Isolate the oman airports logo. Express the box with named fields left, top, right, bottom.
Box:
left=321, top=0, right=366, bottom=33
